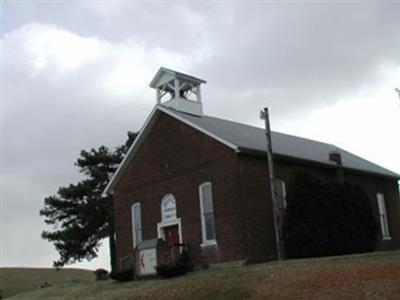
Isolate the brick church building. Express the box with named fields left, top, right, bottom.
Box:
left=103, top=68, right=400, bottom=270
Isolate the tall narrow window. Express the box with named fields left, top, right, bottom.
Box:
left=377, top=193, right=390, bottom=239
left=199, top=182, right=216, bottom=245
left=131, top=202, right=142, bottom=248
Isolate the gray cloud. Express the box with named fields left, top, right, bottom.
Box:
left=196, top=3, right=400, bottom=120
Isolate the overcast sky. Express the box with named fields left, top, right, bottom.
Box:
left=1, top=1, right=399, bottom=271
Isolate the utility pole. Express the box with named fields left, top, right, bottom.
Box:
left=395, top=88, right=400, bottom=103
left=260, top=107, right=284, bottom=260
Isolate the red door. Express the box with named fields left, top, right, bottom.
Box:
left=164, top=225, right=179, bottom=246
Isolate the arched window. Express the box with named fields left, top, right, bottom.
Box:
left=199, top=182, right=216, bottom=245
left=161, top=194, right=177, bottom=222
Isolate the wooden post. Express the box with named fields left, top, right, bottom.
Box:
left=174, top=79, right=180, bottom=99
left=260, top=107, right=285, bottom=260
left=156, top=88, right=161, bottom=104
left=196, top=85, right=202, bottom=102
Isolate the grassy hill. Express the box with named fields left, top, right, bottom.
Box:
left=5, top=251, right=400, bottom=300
left=0, top=267, right=93, bottom=299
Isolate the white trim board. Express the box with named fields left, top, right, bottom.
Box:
left=157, top=218, right=183, bottom=244
left=103, top=106, right=160, bottom=196
left=103, top=105, right=239, bottom=195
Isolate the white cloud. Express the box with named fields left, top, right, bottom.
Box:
left=3, top=23, right=209, bottom=97
left=4, top=23, right=105, bottom=74
left=102, top=40, right=188, bottom=97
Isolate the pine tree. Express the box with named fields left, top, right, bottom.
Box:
left=283, top=170, right=329, bottom=258
left=283, top=170, right=378, bottom=259
left=40, top=132, right=136, bottom=270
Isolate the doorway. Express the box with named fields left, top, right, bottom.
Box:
left=157, top=218, right=182, bottom=245
left=163, top=225, right=180, bottom=246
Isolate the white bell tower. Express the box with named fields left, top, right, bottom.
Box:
left=149, top=67, right=206, bottom=116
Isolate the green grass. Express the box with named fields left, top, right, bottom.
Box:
left=0, top=268, right=93, bottom=299
left=5, top=251, right=400, bottom=300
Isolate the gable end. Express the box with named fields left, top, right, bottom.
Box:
left=103, top=106, right=239, bottom=195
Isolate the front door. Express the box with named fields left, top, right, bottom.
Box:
left=164, top=225, right=179, bottom=246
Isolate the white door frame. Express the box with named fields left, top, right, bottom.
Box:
left=157, top=218, right=183, bottom=244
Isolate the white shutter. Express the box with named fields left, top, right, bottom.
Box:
left=199, top=182, right=217, bottom=245
left=274, top=180, right=287, bottom=209
left=377, top=193, right=390, bottom=239
left=131, top=202, right=142, bottom=248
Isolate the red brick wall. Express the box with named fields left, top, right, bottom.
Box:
left=113, top=112, right=248, bottom=269
left=237, top=155, right=277, bottom=262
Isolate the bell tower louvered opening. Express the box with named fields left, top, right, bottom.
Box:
left=149, top=67, right=206, bottom=116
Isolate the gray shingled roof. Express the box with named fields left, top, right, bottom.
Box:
left=167, top=108, right=399, bottom=179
